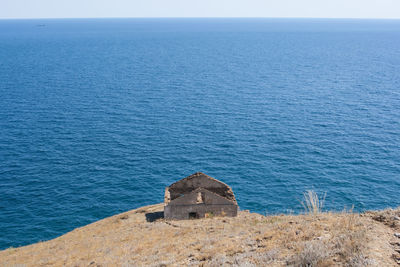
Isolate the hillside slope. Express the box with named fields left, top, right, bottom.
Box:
left=1, top=204, right=399, bottom=266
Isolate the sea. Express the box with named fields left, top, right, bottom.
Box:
left=0, top=18, right=399, bottom=249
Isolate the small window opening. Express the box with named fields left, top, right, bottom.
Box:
left=189, top=212, right=197, bottom=219
left=196, top=192, right=204, bottom=204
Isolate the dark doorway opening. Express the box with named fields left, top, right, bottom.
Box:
left=189, top=212, right=198, bottom=219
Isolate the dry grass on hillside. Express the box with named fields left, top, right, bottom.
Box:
left=1, top=201, right=399, bottom=267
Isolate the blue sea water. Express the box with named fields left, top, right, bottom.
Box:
left=0, top=18, right=400, bottom=249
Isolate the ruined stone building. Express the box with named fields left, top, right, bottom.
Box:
left=164, top=172, right=238, bottom=220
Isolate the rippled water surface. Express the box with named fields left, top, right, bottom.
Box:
left=0, top=18, right=400, bottom=249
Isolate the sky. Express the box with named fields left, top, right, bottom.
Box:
left=1, top=0, right=400, bottom=19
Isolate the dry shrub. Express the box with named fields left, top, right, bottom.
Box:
left=334, top=231, right=367, bottom=266
left=255, top=249, right=279, bottom=264
left=287, top=240, right=330, bottom=267
left=301, top=190, right=326, bottom=215
left=206, top=249, right=278, bottom=267
left=331, top=212, right=372, bottom=266
left=347, top=254, right=375, bottom=267
left=288, top=203, right=371, bottom=267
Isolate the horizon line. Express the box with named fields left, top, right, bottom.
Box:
left=1, top=16, right=400, bottom=20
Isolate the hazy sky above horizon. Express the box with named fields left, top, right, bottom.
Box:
left=1, top=0, right=400, bottom=19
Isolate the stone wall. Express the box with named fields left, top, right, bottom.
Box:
left=164, top=203, right=238, bottom=220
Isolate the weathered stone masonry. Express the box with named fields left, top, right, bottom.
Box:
left=164, top=172, right=238, bottom=220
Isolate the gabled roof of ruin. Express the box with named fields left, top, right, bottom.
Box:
left=168, top=187, right=237, bottom=206
left=165, top=172, right=237, bottom=203
left=168, top=172, right=229, bottom=188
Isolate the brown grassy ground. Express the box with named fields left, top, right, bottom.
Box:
left=1, top=204, right=399, bottom=266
